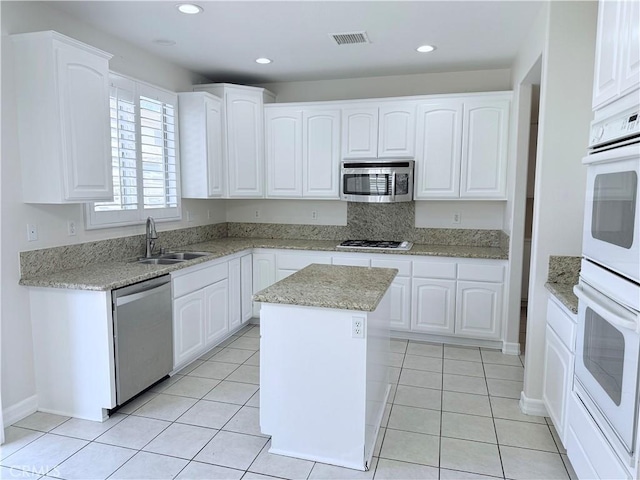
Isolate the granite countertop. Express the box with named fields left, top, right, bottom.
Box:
left=253, top=264, right=398, bottom=312
left=544, top=255, right=581, bottom=314
left=19, top=237, right=507, bottom=291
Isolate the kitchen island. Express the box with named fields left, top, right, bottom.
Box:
left=254, top=263, right=397, bottom=471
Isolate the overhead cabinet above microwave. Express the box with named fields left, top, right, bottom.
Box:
left=11, top=31, right=113, bottom=204
left=341, top=102, right=417, bottom=159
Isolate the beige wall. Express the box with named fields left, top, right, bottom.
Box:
left=255, top=69, right=512, bottom=103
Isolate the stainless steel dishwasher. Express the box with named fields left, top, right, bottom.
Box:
left=112, top=275, right=173, bottom=405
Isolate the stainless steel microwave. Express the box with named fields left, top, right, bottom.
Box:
left=340, top=160, right=414, bottom=203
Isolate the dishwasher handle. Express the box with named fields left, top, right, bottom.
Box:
left=113, top=275, right=171, bottom=307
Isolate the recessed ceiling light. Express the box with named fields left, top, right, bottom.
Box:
left=255, top=58, right=272, bottom=64
left=177, top=3, right=203, bottom=14
left=153, top=39, right=177, bottom=47
left=416, top=45, right=436, bottom=53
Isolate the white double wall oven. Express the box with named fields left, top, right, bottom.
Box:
left=574, top=92, right=640, bottom=469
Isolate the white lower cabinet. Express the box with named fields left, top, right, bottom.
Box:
left=229, top=259, right=242, bottom=331
left=412, top=279, right=456, bottom=335
left=241, top=254, right=253, bottom=324
left=455, top=281, right=502, bottom=339
left=253, top=252, right=277, bottom=316
left=204, top=280, right=229, bottom=345
left=543, top=296, right=577, bottom=447
left=173, top=290, right=207, bottom=368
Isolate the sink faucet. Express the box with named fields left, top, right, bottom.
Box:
left=145, top=216, right=158, bottom=258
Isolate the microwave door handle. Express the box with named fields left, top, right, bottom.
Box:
left=574, top=284, right=639, bottom=332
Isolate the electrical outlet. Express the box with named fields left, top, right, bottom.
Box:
left=27, top=224, right=38, bottom=242
left=207, top=209, right=211, bottom=220
left=67, top=220, right=77, bottom=236
left=453, top=212, right=461, bottom=224
left=311, top=211, right=318, bottom=220
left=352, top=317, right=365, bottom=339
left=254, top=209, right=261, bottom=219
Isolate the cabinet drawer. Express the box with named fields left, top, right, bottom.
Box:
left=413, top=261, right=456, bottom=279
left=173, top=263, right=228, bottom=298
left=546, top=297, right=577, bottom=351
left=457, top=263, right=504, bottom=282
left=372, top=258, right=411, bottom=276
left=332, top=256, right=370, bottom=267
left=567, top=392, right=631, bottom=480
left=277, top=253, right=331, bottom=270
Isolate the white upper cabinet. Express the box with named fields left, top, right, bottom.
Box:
left=303, top=109, right=341, bottom=198
left=264, top=106, right=340, bottom=199
left=178, top=92, right=224, bottom=198
left=194, top=83, right=275, bottom=198
left=593, top=0, right=640, bottom=109
left=414, top=95, right=509, bottom=200
left=460, top=99, right=509, bottom=199
left=342, top=103, right=415, bottom=158
left=265, top=108, right=303, bottom=197
left=12, top=31, right=113, bottom=203
left=414, top=101, right=463, bottom=199
left=342, top=107, right=379, bottom=158
left=378, top=103, right=416, bottom=158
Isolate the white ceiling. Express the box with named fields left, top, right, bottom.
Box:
left=50, top=0, right=544, bottom=84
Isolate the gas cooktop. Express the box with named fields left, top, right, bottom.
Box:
left=336, top=240, right=413, bottom=251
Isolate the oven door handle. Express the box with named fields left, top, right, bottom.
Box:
left=574, top=284, right=639, bottom=332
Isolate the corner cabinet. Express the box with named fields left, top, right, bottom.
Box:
left=193, top=83, right=275, bottom=198
left=414, top=95, right=510, bottom=200
left=11, top=31, right=113, bottom=203
left=264, top=106, right=341, bottom=199
left=178, top=92, right=224, bottom=198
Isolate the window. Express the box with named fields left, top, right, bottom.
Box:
left=86, top=73, right=180, bottom=228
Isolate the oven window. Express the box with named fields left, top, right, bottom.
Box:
left=591, top=171, right=637, bottom=249
left=584, top=307, right=625, bottom=406
left=343, top=174, right=391, bottom=196
left=395, top=173, right=410, bottom=196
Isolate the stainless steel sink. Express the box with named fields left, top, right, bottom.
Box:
left=159, top=252, right=210, bottom=260
left=137, top=258, right=185, bottom=265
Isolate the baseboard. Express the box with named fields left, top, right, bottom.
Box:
left=502, top=342, right=521, bottom=355
left=519, top=392, right=548, bottom=417
left=3, top=395, right=38, bottom=427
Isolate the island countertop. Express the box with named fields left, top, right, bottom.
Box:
left=253, top=263, right=398, bottom=312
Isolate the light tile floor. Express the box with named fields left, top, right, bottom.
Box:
left=1, top=326, right=578, bottom=480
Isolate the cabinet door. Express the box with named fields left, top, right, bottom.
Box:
left=241, top=254, right=253, bottom=324
left=228, top=258, right=242, bottom=332
left=341, top=107, right=378, bottom=158
left=225, top=91, right=264, bottom=197
left=414, top=101, right=463, bottom=199
left=619, top=0, right=640, bottom=96
left=205, top=95, right=224, bottom=197
left=592, top=0, right=623, bottom=109
left=460, top=99, right=509, bottom=199
left=543, top=325, right=573, bottom=444
left=389, top=276, right=411, bottom=331
left=173, top=290, right=205, bottom=367
left=378, top=104, right=416, bottom=158
left=265, top=108, right=303, bottom=197
left=411, top=279, right=456, bottom=335
left=303, top=109, right=341, bottom=198
left=56, top=42, right=112, bottom=201
left=455, top=281, right=503, bottom=339
left=204, top=280, right=229, bottom=346
left=252, top=253, right=276, bottom=317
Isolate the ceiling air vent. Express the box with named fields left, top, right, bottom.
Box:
left=329, top=31, right=371, bottom=46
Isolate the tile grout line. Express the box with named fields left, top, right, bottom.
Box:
left=481, top=348, right=507, bottom=480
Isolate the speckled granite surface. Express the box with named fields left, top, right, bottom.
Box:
left=253, top=264, right=398, bottom=311
left=19, top=236, right=508, bottom=291
left=20, top=223, right=228, bottom=278
left=544, top=255, right=581, bottom=313
left=347, top=203, right=415, bottom=241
